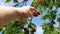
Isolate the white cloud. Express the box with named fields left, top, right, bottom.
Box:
left=34, top=25, right=43, bottom=34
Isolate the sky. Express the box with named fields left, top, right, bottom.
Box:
left=0, top=0, right=60, bottom=34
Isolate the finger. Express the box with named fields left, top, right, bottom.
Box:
left=29, top=6, right=38, bottom=13
left=27, top=10, right=33, bottom=17
left=29, top=6, right=35, bottom=11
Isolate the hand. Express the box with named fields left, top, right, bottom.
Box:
left=16, top=5, right=36, bottom=18
left=0, top=6, right=36, bottom=28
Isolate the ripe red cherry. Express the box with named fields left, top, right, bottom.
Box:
left=51, top=19, right=55, bottom=24
left=24, top=28, right=28, bottom=31
left=37, top=11, right=40, bottom=15
left=24, top=0, right=28, bottom=2
left=33, top=11, right=40, bottom=17
left=33, top=12, right=38, bottom=16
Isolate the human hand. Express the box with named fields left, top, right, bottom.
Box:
left=16, top=5, right=36, bottom=18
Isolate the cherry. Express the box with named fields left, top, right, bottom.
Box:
left=31, top=29, right=36, bottom=32
left=37, top=11, right=40, bottom=15
left=24, top=28, right=28, bottom=31
left=51, top=19, right=55, bottom=24
left=24, top=28, right=29, bottom=34
left=23, top=0, right=28, bottom=2
left=33, top=11, right=40, bottom=17
left=29, top=7, right=40, bottom=17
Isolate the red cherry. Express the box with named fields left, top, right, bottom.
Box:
left=37, top=12, right=40, bottom=15
left=51, top=19, right=55, bottom=24
left=33, top=11, right=40, bottom=17
left=33, top=12, right=38, bottom=16
left=24, top=28, right=28, bottom=31
left=24, top=0, right=28, bottom=2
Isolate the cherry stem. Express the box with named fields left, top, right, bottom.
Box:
left=29, top=16, right=33, bottom=24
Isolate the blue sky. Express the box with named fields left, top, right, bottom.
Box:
left=0, top=0, right=60, bottom=34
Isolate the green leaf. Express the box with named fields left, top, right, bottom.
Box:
left=57, top=17, right=60, bottom=22
left=6, top=0, right=11, bottom=3
left=56, top=2, right=60, bottom=7
left=0, top=28, right=2, bottom=32
left=31, top=32, right=34, bottom=34
left=28, top=23, right=36, bottom=31
left=42, top=14, right=50, bottom=20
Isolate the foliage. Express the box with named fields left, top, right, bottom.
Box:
left=5, top=0, right=11, bottom=2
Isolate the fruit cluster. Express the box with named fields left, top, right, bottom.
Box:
left=30, top=7, right=40, bottom=17
left=24, top=28, right=28, bottom=31
left=33, top=11, right=40, bottom=17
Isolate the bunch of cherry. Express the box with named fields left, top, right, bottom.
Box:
left=30, top=7, right=40, bottom=17
left=33, top=11, right=40, bottom=17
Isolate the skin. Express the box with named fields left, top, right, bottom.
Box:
left=0, top=6, right=35, bottom=28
